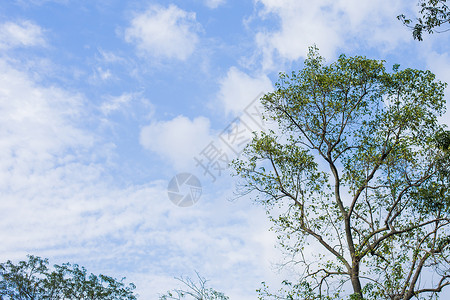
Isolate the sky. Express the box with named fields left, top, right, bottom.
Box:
left=0, top=0, right=449, bottom=299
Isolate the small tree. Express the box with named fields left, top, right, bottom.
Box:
left=398, top=0, right=450, bottom=40
left=232, top=47, right=450, bottom=299
left=0, top=255, right=137, bottom=299
left=159, top=272, right=228, bottom=300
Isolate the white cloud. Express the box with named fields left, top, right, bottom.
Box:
left=255, top=0, right=410, bottom=69
left=0, top=57, right=105, bottom=254
left=424, top=50, right=450, bottom=126
left=217, top=67, right=273, bottom=115
left=204, top=0, right=226, bottom=9
left=100, top=92, right=134, bottom=115
left=0, top=46, right=280, bottom=300
left=125, top=4, right=200, bottom=61
left=98, top=67, right=112, bottom=80
left=255, top=0, right=342, bottom=68
left=140, top=115, right=213, bottom=169
left=0, top=57, right=281, bottom=299
left=336, top=0, right=410, bottom=51
left=0, top=20, right=46, bottom=49
left=425, top=51, right=450, bottom=91
left=0, top=60, right=93, bottom=174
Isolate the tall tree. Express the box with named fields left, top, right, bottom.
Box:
left=398, top=0, right=450, bottom=40
left=0, top=255, right=137, bottom=299
left=232, top=47, right=450, bottom=299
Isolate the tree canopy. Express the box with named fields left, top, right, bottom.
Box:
left=398, top=0, right=450, bottom=40
left=0, top=255, right=137, bottom=300
left=232, top=47, right=450, bottom=299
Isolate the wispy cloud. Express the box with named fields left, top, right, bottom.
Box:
left=0, top=20, right=46, bottom=49
left=204, top=0, right=226, bottom=9
left=100, top=93, right=134, bottom=115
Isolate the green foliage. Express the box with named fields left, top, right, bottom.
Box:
left=159, top=272, right=228, bottom=300
left=232, top=46, right=450, bottom=299
left=398, top=0, right=450, bottom=40
left=435, top=130, right=450, bottom=152
left=411, top=131, right=450, bottom=214
left=0, top=255, right=137, bottom=300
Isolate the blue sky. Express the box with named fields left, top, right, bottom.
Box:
left=1, top=0, right=449, bottom=299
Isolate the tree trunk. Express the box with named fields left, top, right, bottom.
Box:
left=351, top=264, right=363, bottom=299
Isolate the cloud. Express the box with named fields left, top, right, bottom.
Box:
left=0, top=56, right=106, bottom=254
left=0, top=59, right=93, bottom=175
left=114, top=190, right=285, bottom=300
left=97, top=49, right=126, bottom=64
left=254, top=0, right=410, bottom=69
left=0, top=33, right=277, bottom=299
left=217, top=67, right=273, bottom=115
left=0, top=56, right=280, bottom=299
left=100, top=92, right=134, bottom=115
left=255, top=0, right=342, bottom=68
left=140, top=115, right=213, bottom=169
left=125, top=4, right=201, bottom=61
left=424, top=50, right=450, bottom=126
left=0, top=20, right=46, bottom=49
left=204, top=0, right=226, bottom=9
